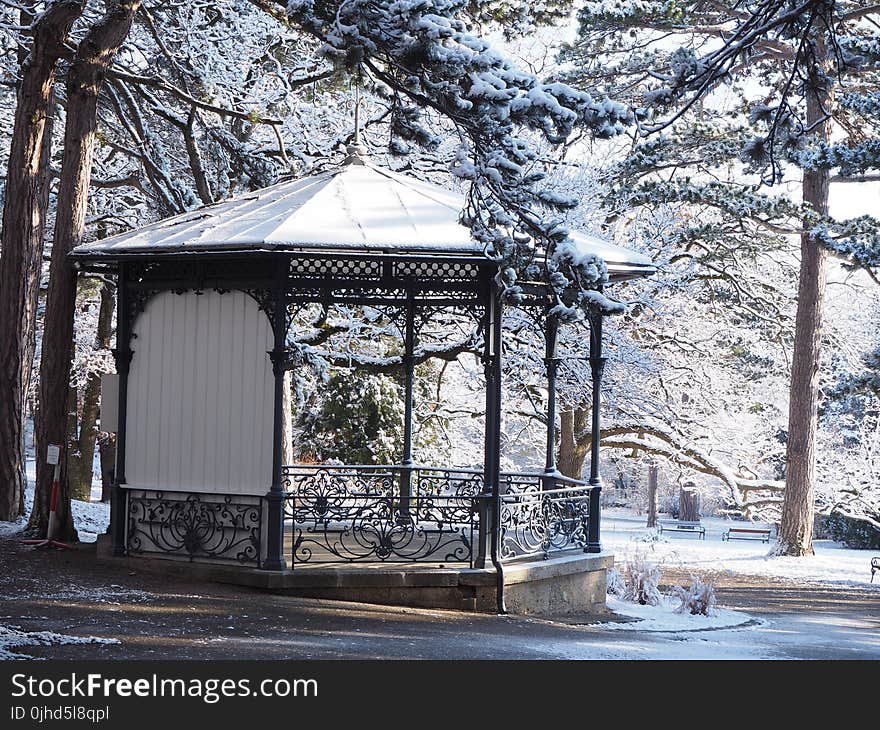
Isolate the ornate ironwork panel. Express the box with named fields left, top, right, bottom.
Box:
left=288, top=258, right=383, bottom=280
left=283, top=465, right=397, bottom=498
left=498, top=473, right=594, bottom=560
left=412, top=466, right=484, bottom=498
left=127, top=490, right=262, bottom=565
left=394, top=260, right=480, bottom=281
left=281, top=465, right=486, bottom=565
left=287, top=494, right=480, bottom=565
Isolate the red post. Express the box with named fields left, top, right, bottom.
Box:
left=20, top=443, right=72, bottom=549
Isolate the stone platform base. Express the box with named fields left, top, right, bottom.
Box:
left=96, top=536, right=612, bottom=616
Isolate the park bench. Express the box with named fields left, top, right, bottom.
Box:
left=658, top=520, right=705, bottom=539
left=872, top=557, right=879, bottom=583
left=722, top=526, right=772, bottom=543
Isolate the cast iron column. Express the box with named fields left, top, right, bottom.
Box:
left=487, top=282, right=505, bottom=611
left=477, top=277, right=501, bottom=568
left=587, top=308, right=606, bottom=553
left=110, top=262, right=132, bottom=557
left=543, top=310, right=559, bottom=485
left=264, top=261, right=288, bottom=571
left=399, top=290, right=416, bottom=516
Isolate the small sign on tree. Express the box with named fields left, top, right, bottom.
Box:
left=46, top=444, right=61, bottom=466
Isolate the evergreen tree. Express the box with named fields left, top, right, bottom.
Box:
left=562, top=0, right=880, bottom=554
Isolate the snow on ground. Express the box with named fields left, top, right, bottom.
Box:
left=0, top=625, right=119, bottom=661
left=71, top=496, right=111, bottom=542
left=38, top=584, right=154, bottom=604
left=603, top=507, right=880, bottom=590
left=590, top=508, right=877, bottom=638
left=0, top=459, right=109, bottom=542
left=598, top=596, right=756, bottom=632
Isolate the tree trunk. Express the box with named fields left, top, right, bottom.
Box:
left=679, top=486, right=701, bottom=522
left=646, top=462, right=658, bottom=528
left=775, top=36, right=832, bottom=557
left=99, top=435, right=116, bottom=502
left=68, top=280, right=116, bottom=501
left=557, top=407, right=590, bottom=479
left=0, top=1, right=83, bottom=522
left=282, top=371, right=295, bottom=466
left=29, top=1, right=142, bottom=540
left=68, top=372, right=101, bottom=501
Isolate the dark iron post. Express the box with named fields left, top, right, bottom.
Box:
left=476, top=276, right=499, bottom=568
left=110, top=262, right=132, bottom=556
left=487, top=281, right=505, bottom=611
left=587, top=308, right=606, bottom=553
left=543, top=310, right=559, bottom=489
left=264, top=259, right=288, bottom=571
left=399, top=290, right=416, bottom=517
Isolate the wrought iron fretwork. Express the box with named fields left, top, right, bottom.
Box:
left=120, top=255, right=493, bottom=335
left=242, top=287, right=276, bottom=328
left=127, top=490, right=262, bottom=565
left=288, top=258, right=383, bottom=280
left=281, top=465, right=486, bottom=565
left=394, top=260, right=480, bottom=281
left=498, top=473, right=595, bottom=561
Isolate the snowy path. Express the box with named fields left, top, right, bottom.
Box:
left=602, top=508, right=880, bottom=591
left=1, top=489, right=878, bottom=658
left=0, top=531, right=877, bottom=659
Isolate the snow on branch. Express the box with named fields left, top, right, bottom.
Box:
left=593, top=421, right=785, bottom=507
left=276, top=0, right=633, bottom=317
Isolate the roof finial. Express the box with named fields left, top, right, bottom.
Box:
left=345, top=73, right=368, bottom=164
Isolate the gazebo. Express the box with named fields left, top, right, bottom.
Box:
left=72, top=149, right=654, bottom=614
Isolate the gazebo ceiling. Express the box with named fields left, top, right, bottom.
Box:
left=71, top=153, right=654, bottom=280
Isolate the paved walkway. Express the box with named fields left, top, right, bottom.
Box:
left=1, top=538, right=877, bottom=659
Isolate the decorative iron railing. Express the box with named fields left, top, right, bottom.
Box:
left=281, top=464, right=485, bottom=499
left=127, top=490, right=263, bottom=566
left=281, top=465, right=486, bottom=566
left=280, top=464, right=596, bottom=565
left=120, top=467, right=597, bottom=568
left=498, top=473, right=593, bottom=561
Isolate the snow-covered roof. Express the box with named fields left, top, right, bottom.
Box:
left=71, top=152, right=654, bottom=279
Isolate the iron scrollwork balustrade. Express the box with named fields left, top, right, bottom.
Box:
left=281, top=465, right=486, bottom=565
left=498, top=473, right=594, bottom=561
left=127, top=490, right=262, bottom=565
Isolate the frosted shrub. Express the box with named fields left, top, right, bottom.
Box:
left=619, top=553, right=662, bottom=606
left=606, top=567, right=625, bottom=596
left=672, top=576, right=717, bottom=616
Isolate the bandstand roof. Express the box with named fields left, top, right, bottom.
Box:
left=71, top=153, right=654, bottom=281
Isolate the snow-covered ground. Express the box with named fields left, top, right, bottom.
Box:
left=603, top=507, right=880, bottom=591
left=0, top=626, right=119, bottom=661
left=0, top=465, right=876, bottom=646
left=0, top=458, right=109, bottom=542
left=590, top=507, right=879, bottom=635
left=599, top=596, right=756, bottom=632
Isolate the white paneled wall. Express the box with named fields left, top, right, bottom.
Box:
left=126, top=290, right=274, bottom=495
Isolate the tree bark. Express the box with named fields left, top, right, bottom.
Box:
left=68, top=280, right=116, bottom=501
left=282, top=371, right=295, bottom=466
left=646, top=462, right=658, bottom=528
left=29, top=1, right=142, bottom=539
left=68, top=372, right=100, bottom=501
left=775, top=36, right=832, bottom=557
left=557, top=407, right=589, bottom=479
left=680, top=486, right=701, bottom=522
left=99, top=435, right=116, bottom=502
left=0, top=1, right=83, bottom=522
